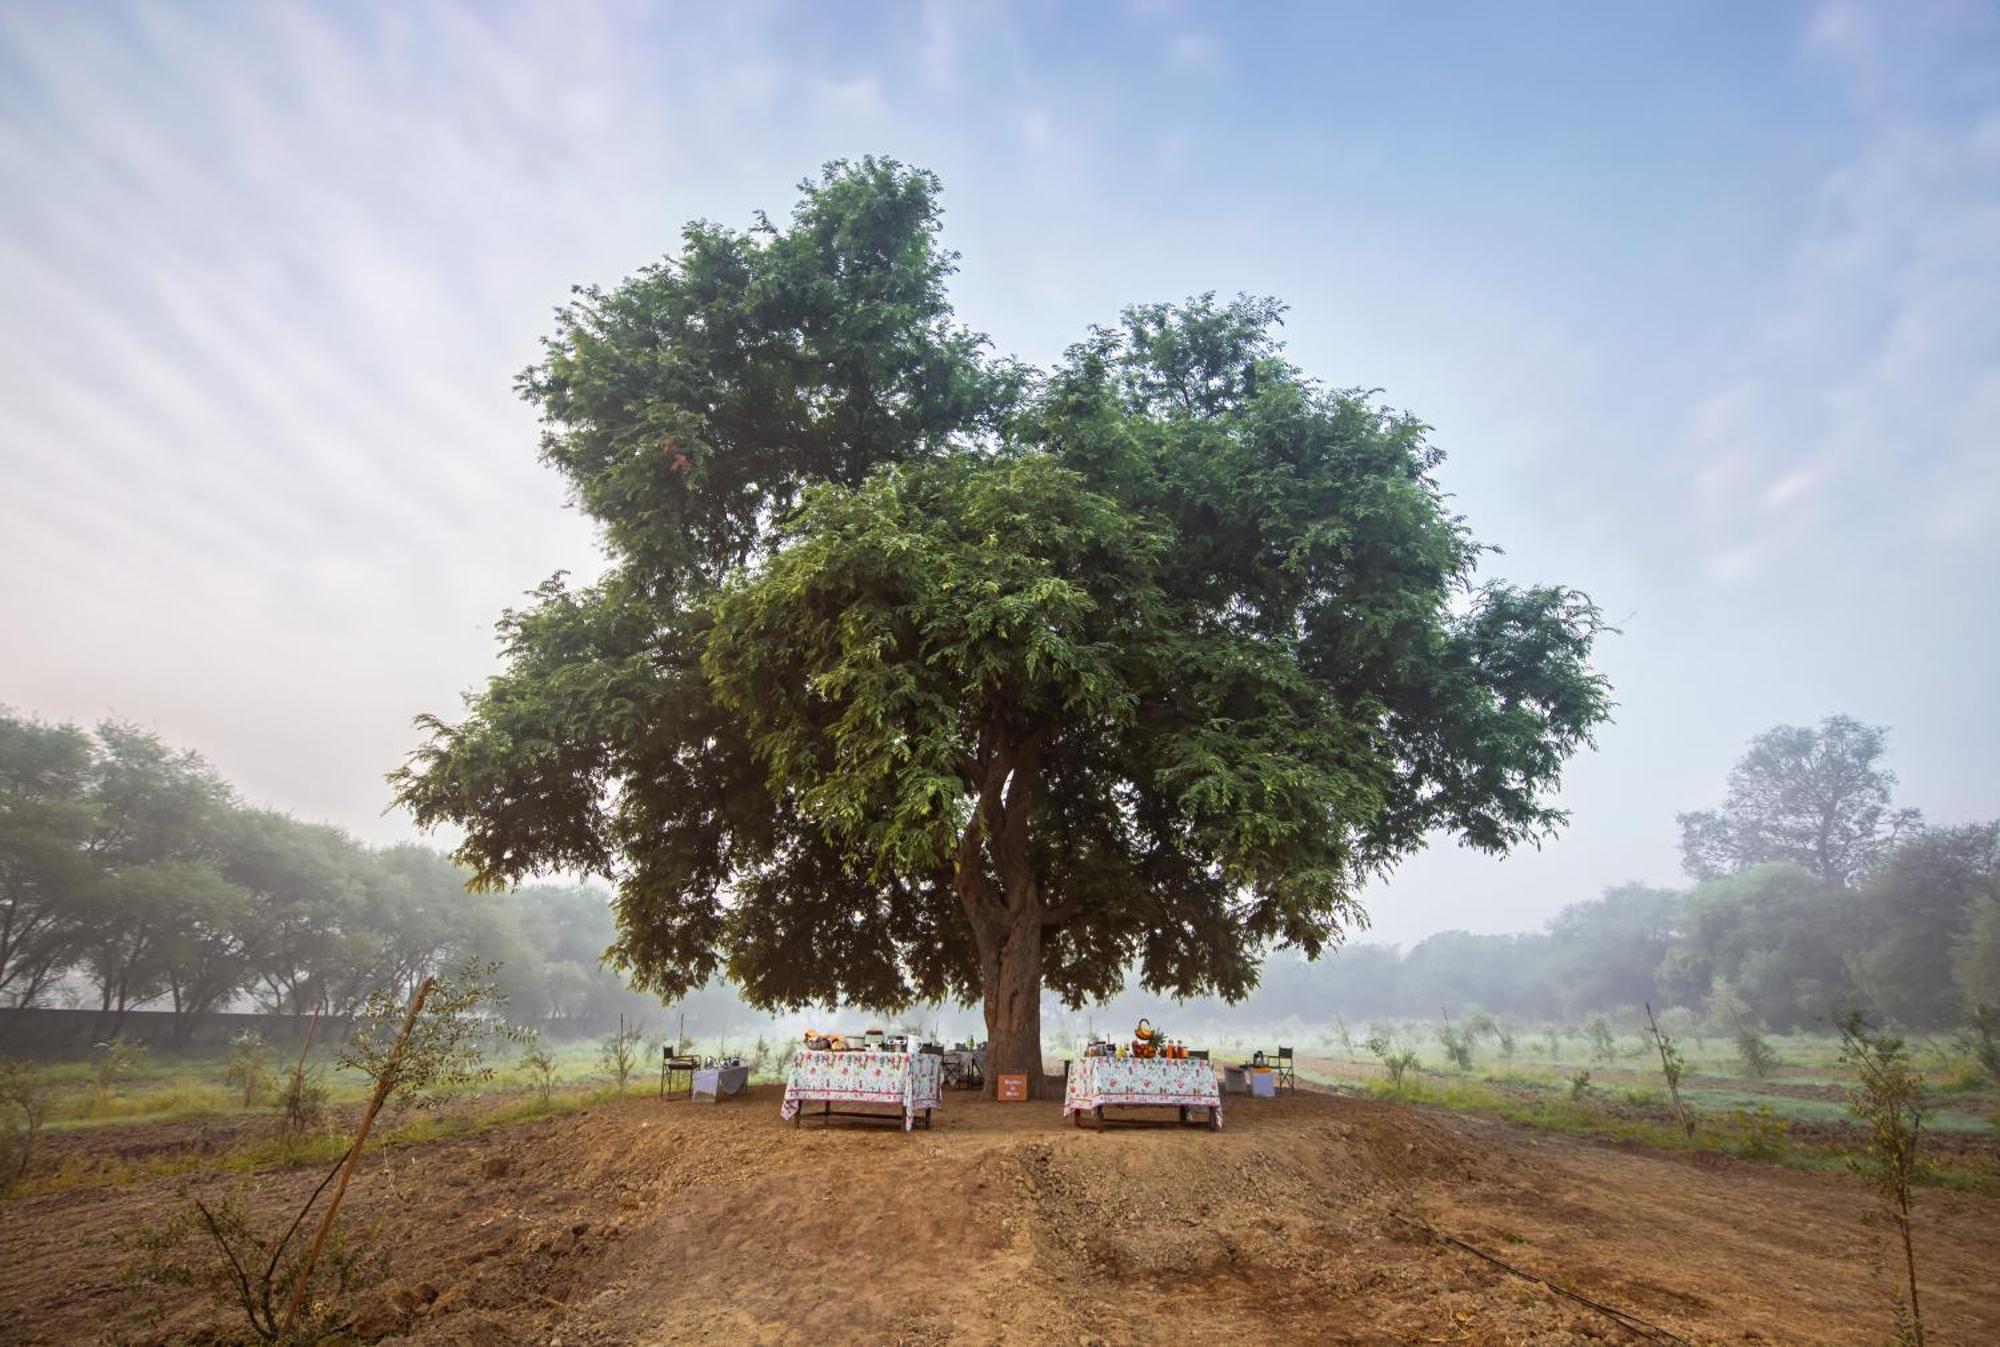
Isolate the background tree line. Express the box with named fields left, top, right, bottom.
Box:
left=1223, top=716, right=1997, bottom=1032
left=0, top=710, right=658, bottom=1042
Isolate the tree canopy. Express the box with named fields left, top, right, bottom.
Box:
left=0, top=709, right=652, bottom=1037
left=392, top=159, right=1613, bottom=1091
left=1677, top=714, right=1921, bottom=886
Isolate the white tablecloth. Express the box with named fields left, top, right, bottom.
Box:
left=780, top=1050, right=944, bottom=1131
left=1064, top=1055, right=1222, bottom=1126
left=693, top=1064, right=750, bottom=1100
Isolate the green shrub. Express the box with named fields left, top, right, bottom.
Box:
left=1724, top=1104, right=1791, bottom=1159
left=1, top=1058, right=51, bottom=1189
left=92, top=1037, right=149, bottom=1097
left=1957, top=1004, right=1999, bottom=1087
left=1586, top=1017, right=1616, bottom=1059
left=1436, top=1020, right=1474, bottom=1071
left=1736, top=1026, right=1780, bottom=1079
left=1838, top=1011, right=1929, bottom=1347
left=225, top=1033, right=272, bottom=1108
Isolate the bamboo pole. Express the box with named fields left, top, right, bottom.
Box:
left=279, top=976, right=433, bottom=1337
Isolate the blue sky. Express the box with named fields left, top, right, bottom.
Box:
left=2, top=1, right=1996, bottom=946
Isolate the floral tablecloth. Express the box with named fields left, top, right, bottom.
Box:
left=780, top=1050, right=944, bottom=1131
left=1064, top=1055, right=1222, bottom=1126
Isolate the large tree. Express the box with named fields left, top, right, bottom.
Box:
left=1677, top=715, right=1921, bottom=887
left=0, top=712, right=101, bottom=1008
left=392, top=160, right=1611, bottom=1093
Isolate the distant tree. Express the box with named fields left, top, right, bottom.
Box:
left=0, top=712, right=101, bottom=1007
left=1952, top=900, right=2000, bottom=1013
left=1852, top=823, right=1998, bottom=1026
left=1544, top=883, right=1680, bottom=1016
left=1398, top=931, right=1559, bottom=1021
left=1677, top=715, right=1920, bottom=887
left=82, top=724, right=238, bottom=1031
left=223, top=811, right=368, bottom=1017
left=1660, top=863, right=1862, bottom=1031
left=392, top=161, right=1612, bottom=1096
left=154, top=861, right=257, bottom=1044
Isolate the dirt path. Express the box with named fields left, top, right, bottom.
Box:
left=2, top=1087, right=1994, bottom=1345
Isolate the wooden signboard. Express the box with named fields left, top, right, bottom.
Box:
left=996, top=1073, right=1028, bottom=1101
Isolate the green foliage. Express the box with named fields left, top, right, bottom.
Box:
left=272, top=1058, right=328, bottom=1151
left=1435, top=1018, right=1474, bottom=1071
left=1586, top=1017, right=1616, bottom=1059
left=127, top=1182, right=386, bottom=1344
left=1837, top=1011, right=1929, bottom=1347
left=1645, top=1003, right=1694, bottom=1138
left=224, top=1033, right=271, bottom=1108
left=338, top=959, right=522, bottom=1109
left=391, top=161, right=1612, bottom=1072
left=0, top=1056, right=50, bottom=1188
left=1380, top=1049, right=1419, bottom=1088
left=92, top=1037, right=149, bottom=1096
left=1677, top=715, right=1920, bottom=886
left=598, top=1014, right=643, bottom=1089
left=516, top=1033, right=559, bottom=1103
left=1724, top=1104, right=1791, bottom=1159
left=1566, top=1069, right=1593, bottom=1101
left=1956, top=1004, right=2000, bottom=1087
left=1953, top=900, right=2000, bottom=1013
left=2, top=707, right=661, bottom=1046
left=1736, top=1025, right=1780, bottom=1079
left=1659, top=864, right=1862, bottom=1031
left=0, top=713, right=101, bottom=1007
left=1851, top=823, right=1998, bottom=1026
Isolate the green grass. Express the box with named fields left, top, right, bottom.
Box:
left=1342, top=1070, right=1996, bottom=1194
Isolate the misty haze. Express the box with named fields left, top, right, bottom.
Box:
left=2, top=5, right=1997, bottom=1346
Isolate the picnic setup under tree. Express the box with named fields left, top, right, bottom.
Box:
left=392, top=158, right=1611, bottom=1105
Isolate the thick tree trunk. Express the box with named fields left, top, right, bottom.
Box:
left=955, top=730, right=1061, bottom=1100
left=973, top=904, right=1045, bottom=1099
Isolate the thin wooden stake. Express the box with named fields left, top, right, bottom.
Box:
left=279, top=976, right=433, bottom=1338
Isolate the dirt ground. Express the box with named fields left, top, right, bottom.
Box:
left=3, top=1086, right=1996, bottom=1347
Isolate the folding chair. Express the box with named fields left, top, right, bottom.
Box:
left=1274, top=1045, right=1296, bottom=1092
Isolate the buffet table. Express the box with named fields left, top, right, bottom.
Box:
left=1064, top=1055, right=1223, bottom=1129
left=781, top=1049, right=944, bottom=1132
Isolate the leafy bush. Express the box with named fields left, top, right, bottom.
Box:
left=128, top=1184, right=386, bottom=1344
left=1838, top=1011, right=1929, bottom=1347
left=1566, top=1069, right=1593, bottom=1102
left=517, top=1034, right=559, bottom=1103
left=1586, top=1017, right=1616, bottom=1059
left=1724, top=1103, right=1791, bottom=1159
left=339, top=960, right=523, bottom=1108
left=1736, top=1025, right=1780, bottom=1079
left=225, top=1033, right=272, bottom=1108
left=1381, top=1050, right=1419, bottom=1088
left=1, top=1057, right=51, bottom=1189
left=600, top=1014, right=644, bottom=1089
left=1435, top=1020, right=1474, bottom=1071
left=1957, top=1004, right=1999, bottom=1087
left=92, top=1037, right=149, bottom=1097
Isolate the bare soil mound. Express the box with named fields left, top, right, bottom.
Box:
left=3, top=1088, right=1995, bottom=1345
